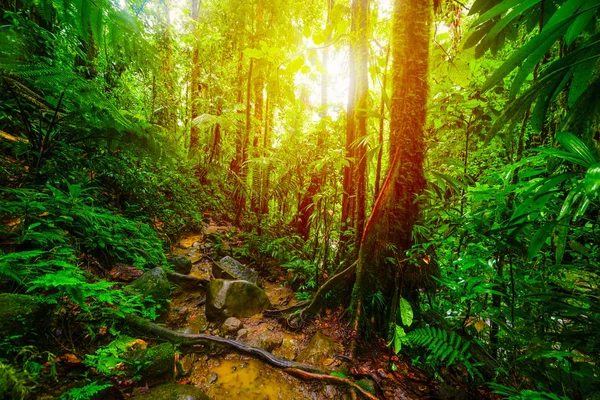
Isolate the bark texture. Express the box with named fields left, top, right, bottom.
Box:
left=352, top=0, right=433, bottom=334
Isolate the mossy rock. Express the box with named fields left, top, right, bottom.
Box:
left=213, top=256, right=258, bottom=285
left=296, top=332, right=343, bottom=369
left=129, top=342, right=175, bottom=378
left=128, top=267, right=172, bottom=303
left=167, top=256, right=192, bottom=275
left=206, top=279, right=271, bottom=321
left=133, top=383, right=209, bottom=399
left=0, top=293, right=44, bottom=339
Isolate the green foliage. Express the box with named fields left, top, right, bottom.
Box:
left=59, top=381, right=112, bottom=400
left=83, top=336, right=137, bottom=376
left=488, top=383, right=570, bottom=400
left=407, top=327, right=474, bottom=370
left=0, top=361, right=34, bottom=400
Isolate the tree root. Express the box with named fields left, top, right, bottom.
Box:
left=123, top=313, right=380, bottom=399
left=283, top=368, right=380, bottom=400
left=294, top=260, right=357, bottom=322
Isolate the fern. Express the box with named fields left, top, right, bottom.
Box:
left=59, top=381, right=112, bottom=400
left=0, top=362, right=34, bottom=400
left=407, top=326, right=472, bottom=368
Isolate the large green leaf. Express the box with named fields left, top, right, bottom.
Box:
left=564, top=0, right=599, bottom=46
left=556, top=132, right=597, bottom=167
left=584, top=163, right=600, bottom=196
left=528, top=220, right=559, bottom=260
left=400, top=297, right=413, bottom=327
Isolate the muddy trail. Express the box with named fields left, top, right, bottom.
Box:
left=157, top=217, right=443, bottom=400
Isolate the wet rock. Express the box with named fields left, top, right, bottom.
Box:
left=296, top=331, right=343, bottom=369
left=206, top=279, right=271, bottom=320
left=167, top=256, right=193, bottom=275
left=128, top=342, right=175, bottom=378
left=182, top=312, right=208, bottom=334
left=213, top=256, right=258, bottom=285
left=0, top=293, right=44, bottom=339
left=253, top=331, right=283, bottom=352
left=222, top=317, right=243, bottom=334
left=128, top=267, right=171, bottom=303
left=208, top=372, right=219, bottom=384
left=177, top=354, right=197, bottom=376
left=133, top=383, right=209, bottom=400
left=272, top=334, right=301, bottom=361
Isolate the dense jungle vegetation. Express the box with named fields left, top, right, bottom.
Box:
left=0, top=0, right=599, bottom=398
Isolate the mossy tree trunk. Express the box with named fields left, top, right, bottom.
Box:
left=352, top=0, right=432, bottom=336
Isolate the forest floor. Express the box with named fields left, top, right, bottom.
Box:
left=160, top=216, right=445, bottom=400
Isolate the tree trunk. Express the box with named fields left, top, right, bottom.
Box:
left=353, top=0, right=369, bottom=250
left=189, top=0, right=201, bottom=152
left=353, top=0, right=432, bottom=336
left=339, top=6, right=358, bottom=262
left=374, top=45, right=391, bottom=198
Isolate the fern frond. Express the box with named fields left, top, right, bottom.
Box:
left=407, top=326, right=472, bottom=368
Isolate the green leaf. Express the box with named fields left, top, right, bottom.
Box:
left=553, top=219, right=569, bottom=264
left=564, top=0, right=598, bottom=46
left=528, top=220, right=559, bottom=260
left=243, top=48, right=264, bottom=59
left=584, top=163, right=600, bottom=196
left=471, top=0, right=532, bottom=28
left=556, top=132, right=596, bottom=168
left=400, top=297, right=413, bottom=327
left=568, top=58, right=597, bottom=108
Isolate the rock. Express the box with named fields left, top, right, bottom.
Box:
left=133, top=383, right=209, bottom=400
left=177, top=354, right=197, bottom=376
left=182, top=312, right=208, bottom=334
left=208, top=371, right=219, bottom=384
left=167, top=256, right=193, bottom=275
left=221, top=317, right=243, bottom=334
left=128, top=267, right=171, bottom=303
left=0, top=293, right=44, bottom=339
left=254, top=331, right=283, bottom=352
left=236, top=329, right=248, bottom=339
left=296, top=332, right=343, bottom=369
left=206, top=279, right=271, bottom=320
left=128, top=342, right=175, bottom=378
left=213, top=256, right=258, bottom=285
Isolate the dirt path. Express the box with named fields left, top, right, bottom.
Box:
left=165, top=219, right=435, bottom=400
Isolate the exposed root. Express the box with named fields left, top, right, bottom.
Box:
left=295, top=260, right=357, bottom=322
left=284, top=368, right=381, bottom=400
left=122, top=313, right=379, bottom=399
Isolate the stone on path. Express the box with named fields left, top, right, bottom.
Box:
left=128, top=267, right=171, bottom=303
left=221, top=317, right=243, bottom=334
left=206, top=279, right=271, bottom=320
left=296, top=331, right=343, bottom=369
left=213, top=256, right=258, bottom=285
left=167, top=255, right=193, bottom=275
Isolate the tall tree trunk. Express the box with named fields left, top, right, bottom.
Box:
left=251, top=68, right=265, bottom=214
left=352, top=0, right=432, bottom=337
left=189, top=0, right=201, bottom=153
left=339, top=6, right=358, bottom=261
left=374, top=44, right=391, bottom=198
left=353, top=0, right=369, bottom=250
left=235, top=57, right=253, bottom=226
